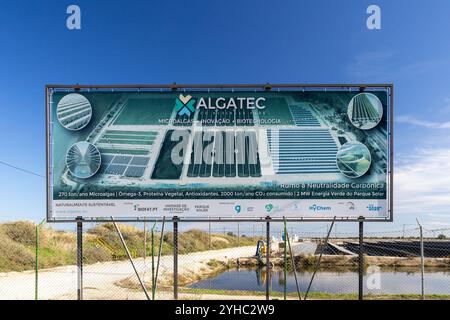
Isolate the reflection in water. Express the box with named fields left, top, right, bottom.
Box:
left=189, top=268, right=450, bottom=295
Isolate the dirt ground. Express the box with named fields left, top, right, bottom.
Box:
left=0, top=246, right=255, bottom=300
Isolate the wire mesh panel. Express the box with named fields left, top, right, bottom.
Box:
left=176, top=222, right=265, bottom=300
left=0, top=219, right=449, bottom=300
left=0, top=221, right=78, bottom=300
left=79, top=221, right=174, bottom=300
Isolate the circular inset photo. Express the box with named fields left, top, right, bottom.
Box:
left=336, top=141, right=371, bottom=178
left=347, top=93, right=383, bottom=130
left=57, top=93, right=92, bottom=130
left=66, top=141, right=101, bottom=179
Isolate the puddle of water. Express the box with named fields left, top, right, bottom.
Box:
left=189, top=268, right=450, bottom=295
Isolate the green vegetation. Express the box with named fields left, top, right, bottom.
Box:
left=178, top=287, right=450, bottom=300
left=206, top=259, right=226, bottom=268
left=0, top=221, right=258, bottom=273
left=0, top=221, right=76, bottom=272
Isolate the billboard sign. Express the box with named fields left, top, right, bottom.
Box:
left=46, top=84, right=392, bottom=222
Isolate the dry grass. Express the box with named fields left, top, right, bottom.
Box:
left=0, top=221, right=258, bottom=273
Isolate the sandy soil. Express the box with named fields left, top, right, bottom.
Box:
left=0, top=246, right=255, bottom=300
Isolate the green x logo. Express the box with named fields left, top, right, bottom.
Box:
left=175, top=94, right=196, bottom=116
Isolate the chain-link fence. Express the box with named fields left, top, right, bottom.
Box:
left=0, top=220, right=449, bottom=300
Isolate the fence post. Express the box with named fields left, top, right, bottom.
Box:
left=265, top=216, right=271, bottom=300
left=154, top=217, right=166, bottom=296
left=143, top=222, right=147, bottom=265
left=237, top=222, right=240, bottom=247
left=420, top=225, right=425, bottom=299
left=76, top=218, right=83, bottom=300
left=417, top=219, right=425, bottom=300
left=35, top=223, right=39, bottom=300
left=209, top=220, right=211, bottom=250
left=35, top=218, right=45, bottom=300
left=358, top=217, right=364, bottom=301
left=283, top=218, right=287, bottom=300
left=173, top=216, right=179, bottom=300
left=151, top=221, right=156, bottom=300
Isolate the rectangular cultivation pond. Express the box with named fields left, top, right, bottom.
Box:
left=188, top=268, right=450, bottom=296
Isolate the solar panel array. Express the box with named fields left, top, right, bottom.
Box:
left=96, top=130, right=156, bottom=178
left=99, top=154, right=150, bottom=178
left=289, top=105, right=321, bottom=127
left=187, top=131, right=262, bottom=178
left=57, top=94, right=92, bottom=130
left=96, top=130, right=156, bottom=155
left=268, top=129, right=339, bottom=174
left=92, top=97, right=341, bottom=180
left=351, top=94, right=381, bottom=122
left=98, top=130, right=157, bottom=146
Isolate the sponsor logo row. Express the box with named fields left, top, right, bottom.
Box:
left=132, top=201, right=385, bottom=216
left=53, top=200, right=386, bottom=218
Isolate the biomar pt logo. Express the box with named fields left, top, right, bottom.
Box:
left=176, top=94, right=196, bottom=116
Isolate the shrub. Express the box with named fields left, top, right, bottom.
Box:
left=1, top=221, right=37, bottom=246
left=84, top=246, right=112, bottom=263
left=0, top=232, right=35, bottom=271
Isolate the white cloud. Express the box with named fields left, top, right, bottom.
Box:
left=395, top=147, right=450, bottom=226
left=396, top=115, right=450, bottom=129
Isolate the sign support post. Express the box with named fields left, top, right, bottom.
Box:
left=265, top=216, right=271, bottom=300
left=358, top=217, right=364, bottom=301
left=76, top=218, right=83, bottom=300
left=173, top=216, right=179, bottom=300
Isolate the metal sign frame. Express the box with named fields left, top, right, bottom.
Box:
left=46, top=84, right=393, bottom=223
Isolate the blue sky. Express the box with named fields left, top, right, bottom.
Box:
left=0, top=0, right=449, bottom=234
